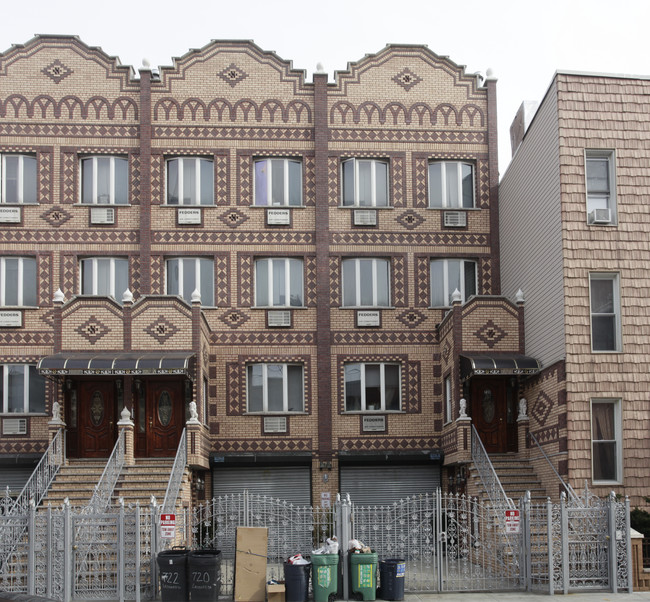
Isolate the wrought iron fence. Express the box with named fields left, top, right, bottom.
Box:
left=85, top=428, right=125, bottom=514
left=161, top=428, right=186, bottom=515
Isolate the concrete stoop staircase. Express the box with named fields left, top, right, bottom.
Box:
left=40, top=457, right=174, bottom=510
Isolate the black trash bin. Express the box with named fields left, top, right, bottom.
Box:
left=284, top=560, right=311, bottom=602
left=188, top=549, right=222, bottom=601
left=378, top=558, right=405, bottom=601
left=156, top=548, right=188, bottom=602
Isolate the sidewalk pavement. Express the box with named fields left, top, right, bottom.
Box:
left=402, top=593, right=650, bottom=601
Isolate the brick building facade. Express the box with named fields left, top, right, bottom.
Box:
left=0, top=35, right=542, bottom=508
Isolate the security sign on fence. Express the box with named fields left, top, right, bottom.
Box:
left=160, top=513, right=175, bottom=539
left=505, top=509, right=520, bottom=533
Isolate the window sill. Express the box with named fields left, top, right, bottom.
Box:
left=338, top=205, right=393, bottom=210
left=0, top=202, right=39, bottom=206
left=162, top=203, right=215, bottom=208
left=253, top=306, right=306, bottom=310
left=343, top=410, right=404, bottom=415
left=245, top=411, right=307, bottom=416
left=340, top=306, right=394, bottom=310
left=428, top=207, right=479, bottom=211
left=592, top=479, right=622, bottom=486
left=75, top=203, right=131, bottom=207
left=251, top=205, right=305, bottom=209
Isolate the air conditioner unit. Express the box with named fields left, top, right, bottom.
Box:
left=3, top=418, right=26, bottom=435
left=267, top=310, right=291, bottom=327
left=443, top=211, right=467, bottom=227
left=353, top=209, right=377, bottom=226
left=588, top=208, right=611, bottom=224
left=90, top=207, right=115, bottom=224
left=264, top=416, right=287, bottom=433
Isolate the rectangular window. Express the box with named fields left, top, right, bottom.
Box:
left=0, top=365, right=46, bottom=414
left=430, top=259, right=477, bottom=307
left=344, top=363, right=400, bottom=412
left=81, top=156, right=128, bottom=204
left=429, top=161, right=474, bottom=208
left=246, top=363, right=304, bottom=413
left=166, top=157, right=213, bottom=205
left=342, top=158, right=389, bottom=207
left=80, top=258, right=129, bottom=302
left=444, top=375, right=452, bottom=424
left=0, top=257, right=37, bottom=307
left=255, top=258, right=303, bottom=307
left=254, top=158, right=302, bottom=206
left=589, top=273, right=621, bottom=352
left=166, top=258, right=214, bottom=306
left=342, top=258, right=390, bottom=307
left=586, top=151, right=616, bottom=224
left=591, top=399, right=621, bottom=483
left=1, top=155, right=37, bottom=204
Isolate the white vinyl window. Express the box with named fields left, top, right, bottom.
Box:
left=247, top=364, right=304, bottom=413
left=344, top=363, right=400, bottom=412
left=429, top=161, right=474, bottom=208
left=1, top=155, right=37, bottom=204
left=166, top=157, right=213, bottom=205
left=591, top=399, right=621, bottom=483
left=444, top=375, right=452, bottom=424
left=254, top=158, right=302, bottom=206
left=80, top=258, right=129, bottom=302
left=342, top=258, right=390, bottom=307
left=342, top=158, right=389, bottom=207
left=0, top=257, right=37, bottom=307
left=255, top=258, right=303, bottom=307
left=430, top=259, right=477, bottom=307
left=0, top=365, right=46, bottom=414
left=586, top=151, right=616, bottom=224
left=589, top=273, right=621, bottom=352
left=81, top=156, right=128, bottom=204
left=166, top=258, right=214, bottom=306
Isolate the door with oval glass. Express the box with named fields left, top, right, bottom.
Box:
left=470, top=378, right=507, bottom=453
left=146, top=380, right=184, bottom=457
left=79, top=380, right=116, bottom=457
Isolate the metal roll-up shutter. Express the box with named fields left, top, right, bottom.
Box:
left=212, top=466, right=311, bottom=506
left=0, top=465, right=36, bottom=496
left=340, top=465, right=440, bottom=506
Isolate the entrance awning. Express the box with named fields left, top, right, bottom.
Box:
left=460, top=353, right=541, bottom=382
left=37, top=352, right=195, bottom=377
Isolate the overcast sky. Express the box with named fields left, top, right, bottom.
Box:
left=2, top=0, right=649, bottom=175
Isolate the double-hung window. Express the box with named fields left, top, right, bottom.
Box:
left=0, top=365, right=46, bottom=414
left=255, top=258, right=303, bottom=307
left=80, top=258, right=129, bottom=302
left=1, top=155, right=37, bottom=204
left=166, top=157, right=213, bottom=205
left=0, top=257, right=37, bottom=307
left=81, top=156, right=128, bottom=204
left=591, top=399, right=621, bottom=483
left=254, top=158, right=302, bottom=206
left=430, top=259, right=477, bottom=307
left=342, top=158, right=389, bottom=207
left=166, top=258, right=214, bottom=306
left=342, top=258, right=390, bottom=307
left=589, top=273, right=621, bottom=352
left=247, top=363, right=304, bottom=413
left=344, top=363, right=400, bottom=412
left=586, top=151, right=616, bottom=224
left=429, top=161, right=474, bottom=208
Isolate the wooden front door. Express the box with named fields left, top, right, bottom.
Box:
left=471, top=378, right=507, bottom=453
left=145, top=380, right=184, bottom=457
left=79, top=381, right=116, bottom=457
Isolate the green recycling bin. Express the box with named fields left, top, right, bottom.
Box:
left=350, top=552, right=378, bottom=601
left=312, top=553, right=339, bottom=602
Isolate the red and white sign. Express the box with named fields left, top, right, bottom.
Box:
left=505, top=509, right=520, bottom=534
left=160, top=513, right=176, bottom=539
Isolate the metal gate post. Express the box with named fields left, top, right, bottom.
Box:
left=135, top=503, right=141, bottom=602
left=521, top=492, right=531, bottom=591
left=63, top=500, right=71, bottom=602
left=46, top=504, right=53, bottom=598
left=608, top=492, right=617, bottom=593
left=118, top=499, right=125, bottom=602
left=338, top=494, right=351, bottom=601
left=626, top=496, right=633, bottom=593
left=560, top=493, right=568, bottom=595
left=150, top=498, right=159, bottom=599
left=436, top=488, right=443, bottom=592
left=546, top=497, right=554, bottom=596
left=27, top=499, right=35, bottom=594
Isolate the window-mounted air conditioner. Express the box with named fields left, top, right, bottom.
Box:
left=267, top=310, right=291, bottom=327
left=353, top=209, right=377, bottom=226
left=443, top=211, right=467, bottom=227
left=90, top=207, right=115, bottom=224
left=3, top=418, right=26, bottom=435
left=588, top=208, right=611, bottom=224
left=264, top=416, right=287, bottom=433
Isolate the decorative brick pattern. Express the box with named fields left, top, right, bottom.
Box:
left=304, top=155, right=316, bottom=206
left=396, top=309, right=427, bottom=329
left=218, top=309, right=250, bottom=329
left=415, top=255, right=430, bottom=307
left=42, top=59, right=73, bottom=83
left=214, top=439, right=312, bottom=453
left=392, top=255, right=407, bottom=307
left=0, top=95, right=137, bottom=120
left=41, top=206, right=72, bottom=227
left=329, top=257, right=341, bottom=306
left=392, top=156, right=405, bottom=208
left=215, top=254, right=229, bottom=307
left=332, top=232, right=488, bottom=246
left=406, top=361, right=421, bottom=413
left=330, top=129, right=485, bottom=144
left=154, top=126, right=313, bottom=142
left=211, top=331, right=315, bottom=346
left=215, top=152, right=229, bottom=206
left=392, top=68, right=422, bottom=92
left=150, top=256, right=164, bottom=295
left=473, top=319, right=507, bottom=348
left=332, top=332, right=437, bottom=345
left=396, top=210, right=424, bottom=230
left=237, top=254, right=253, bottom=307
left=218, top=63, right=249, bottom=88
left=328, top=157, right=339, bottom=207
left=61, top=152, right=76, bottom=204
left=76, top=315, right=110, bottom=345
left=38, top=254, right=52, bottom=307
left=39, top=150, right=52, bottom=204
left=0, top=332, right=53, bottom=345
left=218, top=208, right=249, bottom=228
left=337, top=437, right=440, bottom=451
left=144, top=315, right=180, bottom=344
left=532, top=391, right=553, bottom=426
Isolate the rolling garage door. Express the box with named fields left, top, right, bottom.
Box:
left=339, top=465, right=440, bottom=506
left=212, top=466, right=311, bottom=506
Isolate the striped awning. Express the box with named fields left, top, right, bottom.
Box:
left=37, top=352, right=195, bottom=378
left=460, top=353, right=541, bottom=381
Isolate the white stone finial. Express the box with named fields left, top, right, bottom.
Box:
left=316, top=62, right=325, bottom=74
left=122, top=288, right=133, bottom=304
left=191, top=288, right=201, bottom=304
left=49, top=400, right=64, bottom=425
left=118, top=405, right=134, bottom=426
left=485, top=67, right=497, bottom=80
left=515, top=288, right=525, bottom=304
left=142, top=58, right=151, bottom=69
left=518, top=397, right=528, bottom=421
left=451, top=288, right=462, bottom=304
left=53, top=289, right=65, bottom=304
left=459, top=398, right=467, bottom=418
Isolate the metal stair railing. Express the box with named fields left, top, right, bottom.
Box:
left=84, top=428, right=126, bottom=514
left=471, top=423, right=515, bottom=510
left=527, top=430, right=581, bottom=505
left=161, top=428, right=187, bottom=516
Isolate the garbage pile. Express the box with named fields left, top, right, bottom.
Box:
left=348, top=538, right=373, bottom=554
left=311, top=536, right=339, bottom=555
left=287, top=553, right=310, bottom=565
